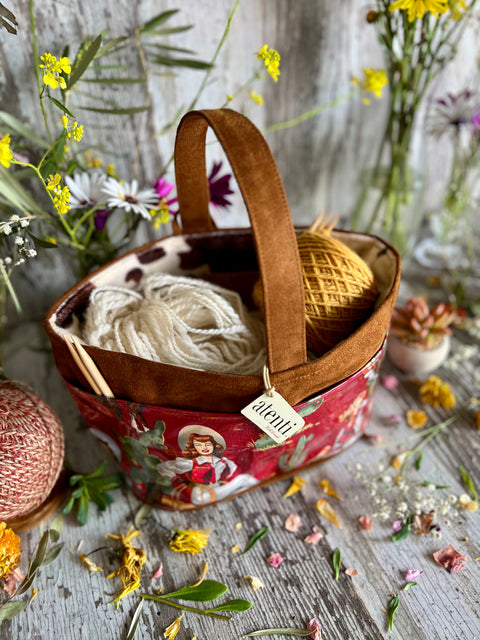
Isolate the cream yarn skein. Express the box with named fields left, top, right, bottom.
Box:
left=82, top=273, right=266, bottom=375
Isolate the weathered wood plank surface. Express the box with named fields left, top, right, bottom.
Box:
left=3, top=282, right=480, bottom=640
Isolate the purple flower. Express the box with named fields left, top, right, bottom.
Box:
left=404, top=569, right=423, bottom=581
left=392, top=520, right=403, bottom=532
left=153, top=177, right=178, bottom=214
left=94, top=209, right=111, bottom=231
left=208, top=161, right=234, bottom=209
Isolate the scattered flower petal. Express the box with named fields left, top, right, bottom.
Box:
left=284, top=513, right=302, bottom=532
left=419, top=376, right=456, bottom=409
left=392, top=520, right=403, bottom=532
left=79, top=554, right=103, bottom=572
left=4, top=568, right=23, bottom=596
left=307, top=617, right=322, bottom=640
left=105, top=526, right=146, bottom=607
left=231, top=544, right=240, bottom=554
left=404, top=569, right=423, bottom=581
left=358, top=515, right=372, bottom=531
left=267, top=553, right=284, bottom=568
left=433, top=544, right=467, bottom=572
left=413, top=511, right=435, bottom=535
left=391, top=452, right=407, bottom=469
left=164, top=614, right=183, bottom=639
left=459, top=494, right=479, bottom=511
left=244, top=575, right=264, bottom=590
left=316, top=499, right=342, bottom=528
left=284, top=476, right=306, bottom=498
left=169, top=529, right=211, bottom=555
left=319, top=479, right=342, bottom=499
left=406, top=410, right=428, bottom=430
left=304, top=526, right=324, bottom=545
left=235, top=522, right=243, bottom=531
left=151, top=563, right=163, bottom=580
left=345, top=567, right=359, bottom=576
left=382, top=375, right=399, bottom=390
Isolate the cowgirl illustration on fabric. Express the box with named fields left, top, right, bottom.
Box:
left=157, top=425, right=258, bottom=506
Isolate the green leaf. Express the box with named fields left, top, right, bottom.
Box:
left=242, top=629, right=312, bottom=638
left=144, top=43, right=195, bottom=55
left=77, top=492, right=90, bottom=526
left=140, top=9, right=179, bottom=32
left=0, top=601, right=28, bottom=622
left=42, top=543, right=64, bottom=567
left=142, top=25, right=192, bottom=36
left=148, top=55, right=212, bottom=69
left=0, top=165, right=50, bottom=216
left=206, top=599, right=253, bottom=613
left=126, top=599, right=144, bottom=640
left=75, top=105, right=150, bottom=115
left=50, top=513, right=64, bottom=535
left=0, top=3, right=18, bottom=35
left=402, top=581, right=417, bottom=591
left=28, top=531, right=50, bottom=575
left=241, top=526, right=269, bottom=555
left=415, top=451, right=423, bottom=470
left=387, top=595, right=400, bottom=632
left=421, top=481, right=451, bottom=490
left=162, top=580, right=228, bottom=602
left=49, top=528, right=60, bottom=543
left=15, top=573, right=36, bottom=596
left=62, top=494, right=75, bottom=515
left=332, top=548, right=342, bottom=580
left=459, top=465, right=478, bottom=500
left=391, top=515, right=413, bottom=543
left=94, top=36, right=128, bottom=59
left=48, top=96, right=75, bottom=119
left=0, top=111, right=49, bottom=148
left=85, top=461, right=108, bottom=479
left=67, top=34, right=103, bottom=90
left=81, top=77, right=145, bottom=85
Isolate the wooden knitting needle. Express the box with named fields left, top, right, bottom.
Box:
left=308, top=212, right=339, bottom=235
left=64, top=335, right=114, bottom=398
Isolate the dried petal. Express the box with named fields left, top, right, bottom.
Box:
left=266, top=553, right=284, bottom=568
left=151, top=563, right=163, bottom=580
left=316, top=499, right=342, bottom=528
left=433, top=545, right=467, bottom=572
left=345, top=567, right=359, bottom=576
left=304, top=526, right=324, bottom=545
left=381, top=375, right=399, bottom=390
left=79, top=554, right=103, bottom=572
left=384, top=414, right=401, bottom=426
left=319, top=479, right=341, bottom=499
left=363, top=432, right=384, bottom=445
left=391, top=452, right=407, bottom=469
left=169, top=529, right=211, bottom=554
left=244, top=575, right=264, bottom=590
left=3, top=568, right=23, bottom=596
left=406, top=410, right=428, bottom=430
left=164, top=614, right=183, bottom=639
left=413, top=511, right=435, bottom=535
left=307, top=617, right=322, bottom=640
left=284, top=476, right=306, bottom=498
left=358, top=515, right=372, bottom=531
left=284, top=513, right=302, bottom=532
left=231, top=543, right=240, bottom=554
left=459, top=494, right=479, bottom=511
left=404, top=569, right=423, bottom=581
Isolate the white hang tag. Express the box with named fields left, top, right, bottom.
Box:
left=241, top=390, right=305, bottom=444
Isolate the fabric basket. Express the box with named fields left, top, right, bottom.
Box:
left=45, top=109, right=401, bottom=511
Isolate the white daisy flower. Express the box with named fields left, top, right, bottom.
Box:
left=102, top=177, right=159, bottom=219
left=65, top=170, right=108, bottom=209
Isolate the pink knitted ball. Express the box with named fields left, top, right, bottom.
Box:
left=0, top=380, right=65, bottom=521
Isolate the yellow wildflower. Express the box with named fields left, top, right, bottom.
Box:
left=46, top=173, right=71, bottom=215
left=39, top=52, right=71, bottom=90
left=284, top=475, right=306, bottom=498
left=419, top=375, right=456, bottom=409
left=319, top=478, right=342, bottom=499
left=244, top=575, right=264, bottom=590
left=106, top=526, right=146, bottom=607
left=406, top=409, right=428, bottom=429
left=0, top=133, right=13, bottom=169
left=449, top=0, right=467, bottom=19
left=46, top=173, right=62, bottom=191
left=0, top=522, right=22, bottom=579
left=62, top=117, right=84, bottom=142
left=106, top=163, right=117, bottom=178
left=61, top=115, right=68, bottom=129
left=389, top=0, right=448, bottom=21
left=352, top=68, right=388, bottom=104
left=149, top=201, right=171, bottom=229
left=249, top=91, right=264, bottom=105
left=85, top=149, right=103, bottom=168
left=164, top=614, right=184, bottom=639
left=256, top=44, right=281, bottom=82
left=169, top=529, right=211, bottom=554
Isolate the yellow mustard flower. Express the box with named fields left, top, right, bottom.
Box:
left=169, top=528, right=211, bottom=554
left=406, top=409, right=428, bottom=429
left=0, top=522, right=22, bottom=579
left=389, top=0, right=448, bottom=21
left=149, top=201, right=171, bottom=229
left=284, top=475, right=306, bottom=498
left=249, top=91, right=264, bottom=105
left=0, top=133, right=13, bottom=169
left=419, top=375, right=456, bottom=409
left=256, top=44, right=281, bottom=82
left=39, top=52, right=71, bottom=90
left=449, top=0, right=467, bottom=19
left=106, top=526, right=146, bottom=607
left=459, top=494, right=479, bottom=511
left=164, top=614, right=184, bottom=639
left=106, top=163, right=117, bottom=178
left=85, top=149, right=103, bottom=168
left=352, top=68, right=388, bottom=104
left=46, top=174, right=71, bottom=216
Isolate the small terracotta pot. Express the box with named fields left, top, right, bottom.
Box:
left=387, top=334, right=451, bottom=375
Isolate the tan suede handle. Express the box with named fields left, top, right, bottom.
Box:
left=174, top=109, right=307, bottom=373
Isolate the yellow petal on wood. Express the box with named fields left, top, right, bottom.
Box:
left=316, top=499, right=342, bottom=528
left=318, top=478, right=342, bottom=499
left=284, top=475, right=306, bottom=498
left=79, top=554, right=103, bottom=572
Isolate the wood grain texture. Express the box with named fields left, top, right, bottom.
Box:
left=3, top=302, right=480, bottom=640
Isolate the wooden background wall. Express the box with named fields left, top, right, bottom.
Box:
left=1, top=0, right=479, bottom=314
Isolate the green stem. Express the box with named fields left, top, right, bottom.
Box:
left=139, top=593, right=231, bottom=620
left=265, top=91, right=356, bottom=132
left=29, top=0, right=53, bottom=146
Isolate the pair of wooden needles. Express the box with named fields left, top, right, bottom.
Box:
left=63, top=334, right=114, bottom=398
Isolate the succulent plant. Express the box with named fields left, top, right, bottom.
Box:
left=390, top=296, right=455, bottom=348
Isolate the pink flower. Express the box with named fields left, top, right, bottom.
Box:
left=392, top=520, right=403, bottom=532
left=404, top=569, right=423, bottom=581
left=381, top=375, right=399, bottom=390
left=267, top=553, right=284, bottom=568
left=153, top=177, right=178, bottom=215
left=307, top=617, right=322, bottom=640
left=284, top=513, right=302, bottom=532
left=207, top=161, right=234, bottom=209
left=433, top=545, right=467, bottom=572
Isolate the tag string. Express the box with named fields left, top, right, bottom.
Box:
left=262, top=364, right=275, bottom=397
